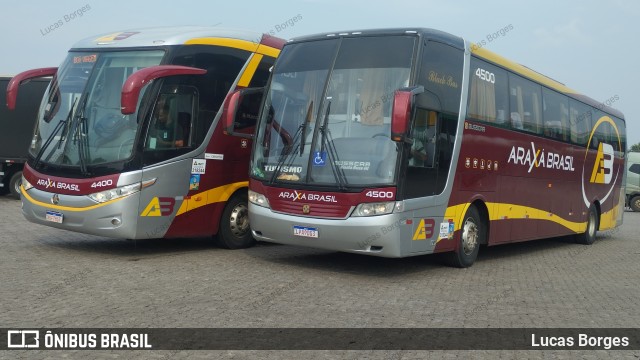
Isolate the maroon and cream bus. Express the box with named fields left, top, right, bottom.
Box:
left=7, top=27, right=283, bottom=248
left=225, top=28, right=626, bottom=267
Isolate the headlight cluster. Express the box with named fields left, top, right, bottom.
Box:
left=21, top=175, right=33, bottom=191
left=88, top=183, right=141, bottom=203
left=351, top=201, right=395, bottom=217
left=248, top=190, right=270, bottom=208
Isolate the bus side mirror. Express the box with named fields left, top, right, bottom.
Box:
left=390, top=85, right=424, bottom=142
left=223, top=87, right=264, bottom=139
left=6, top=67, right=57, bottom=110
left=121, top=65, right=206, bottom=115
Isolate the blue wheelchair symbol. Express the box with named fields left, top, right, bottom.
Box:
left=313, top=151, right=327, bottom=166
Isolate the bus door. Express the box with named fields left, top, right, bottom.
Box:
left=138, top=86, right=200, bottom=238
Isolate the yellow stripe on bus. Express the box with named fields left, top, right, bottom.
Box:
left=237, top=54, right=264, bottom=87
left=176, top=181, right=248, bottom=216
left=20, top=185, right=126, bottom=211
left=445, top=202, right=592, bottom=234
left=184, top=37, right=280, bottom=58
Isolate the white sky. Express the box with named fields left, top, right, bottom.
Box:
left=2, top=0, right=637, bottom=146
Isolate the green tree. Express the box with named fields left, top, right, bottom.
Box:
left=631, top=143, right=640, bottom=152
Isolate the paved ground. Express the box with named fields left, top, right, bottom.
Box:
left=0, top=194, right=639, bottom=359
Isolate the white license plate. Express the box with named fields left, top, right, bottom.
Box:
left=45, top=211, right=63, bottom=224
left=293, top=225, right=318, bottom=238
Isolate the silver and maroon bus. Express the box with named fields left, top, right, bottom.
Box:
left=7, top=27, right=284, bottom=248
left=225, top=28, right=626, bottom=266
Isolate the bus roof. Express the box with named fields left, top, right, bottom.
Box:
left=288, top=27, right=624, bottom=120
left=71, top=26, right=285, bottom=51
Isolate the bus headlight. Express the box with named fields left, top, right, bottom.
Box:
left=21, top=175, right=33, bottom=191
left=352, top=201, right=395, bottom=217
left=248, top=189, right=270, bottom=208
left=88, top=183, right=141, bottom=203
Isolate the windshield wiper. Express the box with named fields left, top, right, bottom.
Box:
left=318, top=101, right=348, bottom=190
left=33, top=98, right=78, bottom=169
left=268, top=101, right=313, bottom=184
left=299, top=101, right=313, bottom=156
left=73, top=95, right=90, bottom=175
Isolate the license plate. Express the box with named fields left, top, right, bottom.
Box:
left=293, top=225, right=318, bottom=238
left=45, top=211, right=63, bottom=224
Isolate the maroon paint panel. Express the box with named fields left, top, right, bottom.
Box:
left=163, top=119, right=253, bottom=238
left=164, top=202, right=225, bottom=238
left=260, top=34, right=286, bottom=49
left=252, top=180, right=397, bottom=218
left=23, top=163, right=120, bottom=195
left=443, top=120, right=624, bottom=247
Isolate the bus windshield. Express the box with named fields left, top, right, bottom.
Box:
left=251, top=36, right=416, bottom=188
left=31, top=50, right=164, bottom=169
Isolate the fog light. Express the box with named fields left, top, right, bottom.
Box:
left=111, top=218, right=122, bottom=226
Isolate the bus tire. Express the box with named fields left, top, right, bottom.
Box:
left=9, top=171, right=23, bottom=199
left=447, top=205, right=482, bottom=268
left=218, top=193, right=255, bottom=249
left=630, top=196, right=640, bottom=212
left=576, top=205, right=598, bottom=245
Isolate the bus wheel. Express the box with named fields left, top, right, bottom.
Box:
left=9, top=171, right=23, bottom=199
left=218, top=194, right=255, bottom=249
left=630, top=196, right=640, bottom=212
left=448, top=206, right=482, bottom=268
left=576, top=205, right=598, bottom=245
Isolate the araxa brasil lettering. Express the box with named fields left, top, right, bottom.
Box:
left=279, top=190, right=338, bottom=203
left=36, top=178, right=80, bottom=192
left=507, top=142, right=575, bottom=173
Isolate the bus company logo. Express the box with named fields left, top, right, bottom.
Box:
left=580, top=116, right=622, bottom=207
left=590, top=143, right=614, bottom=185
left=507, top=142, right=575, bottom=173
left=36, top=178, right=80, bottom=192
left=140, top=197, right=176, bottom=216
left=412, top=218, right=436, bottom=240
left=278, top=190, right=338, bottom=203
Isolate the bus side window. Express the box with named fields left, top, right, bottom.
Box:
left=509, top=74, right=542, bottom=135
left=403, top=40, right=463, bottom=200
left=145, top=88, right=196, bottom=155
left=569, top=99, right=591, bottom=147
left=542, top=88, right=569, bottom=141
left=409, top=109, right=437, bottom=168
left=467, top=58, right=508, bottom=126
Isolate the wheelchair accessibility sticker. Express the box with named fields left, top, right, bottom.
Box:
left=313, top=151, right=327, bottom=166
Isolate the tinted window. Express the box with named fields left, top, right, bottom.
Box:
left=569, top=99, right=591, bottom=147
left=614, top=116, right=626, bottom=156
left=509, top=74, right=542, bottom=134
left=143, top=86, right=197, bottom=165
left=630, top=163, right=640, bottom=174
left=467, top=57, right=509, bottom=126
left=170, top=45, right=249, bottom=147
left=542, top=88, right=570, bottom=142
left=249, top=56, right=276, bottom=88
left=404, top=41, right=463, bottom=199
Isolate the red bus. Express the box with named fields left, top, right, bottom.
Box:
left=7, top=27, right=284, bottom=248
left=225, top=28, right=626, bottom=266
